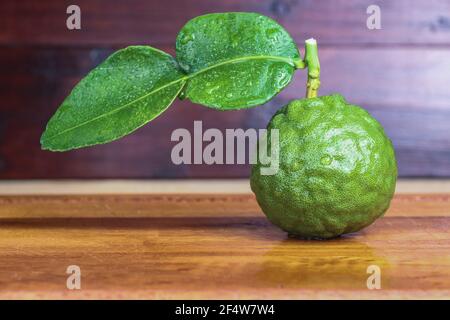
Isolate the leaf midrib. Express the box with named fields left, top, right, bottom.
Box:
left=43, top=54, right=296, bottom=143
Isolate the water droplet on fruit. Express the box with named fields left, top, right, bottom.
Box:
left=320, top=155, right=332, bottom=165
left=290, top=161, right=301, bottom=171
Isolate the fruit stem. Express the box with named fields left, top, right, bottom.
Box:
left=304, top=38, right=321, bottom=98
left=293, top=58, right=306, bottom=69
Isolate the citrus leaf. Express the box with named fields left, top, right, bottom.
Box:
left=41, top=46, right=186, bottom=151
left=176, top=12, right=300, bottom=110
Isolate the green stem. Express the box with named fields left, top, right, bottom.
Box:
left=304, top=38, right=320, bottom=98
left=294, top=58, right=306, bottom=69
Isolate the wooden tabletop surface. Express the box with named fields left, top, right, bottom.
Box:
left=0, top=180, right=449, bottom=299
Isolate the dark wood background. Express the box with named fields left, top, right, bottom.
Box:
left=1, top=0, right=449, bottom=179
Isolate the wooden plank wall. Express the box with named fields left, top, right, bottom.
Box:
left=0, top=0, right=449, bottom=178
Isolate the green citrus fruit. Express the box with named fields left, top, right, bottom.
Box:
left=251, top=94, right=397, bottom=239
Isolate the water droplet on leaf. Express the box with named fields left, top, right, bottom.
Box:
left=266, top=28, right=278, bottom=37
left=180, top=32, right=195, bottom=45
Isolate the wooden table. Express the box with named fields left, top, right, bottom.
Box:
left=0, top=180, right=449, bottom=299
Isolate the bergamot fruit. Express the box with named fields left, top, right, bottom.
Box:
left=251, top=94, right=397, bottom=239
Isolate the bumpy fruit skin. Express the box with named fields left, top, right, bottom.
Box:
left=251, top=94, right=397, bottom=239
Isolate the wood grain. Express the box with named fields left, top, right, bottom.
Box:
left=0, top=193, right=450, bottom=219
left=1, top=47, right=449, bottom=178
left=1, top=179, right=450, bottom=195
left=0, top=193, right=449, bottom=299
left=2, top=0, right=450, bottom=46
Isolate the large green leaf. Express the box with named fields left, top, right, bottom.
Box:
left=176, top=12, right=300, bottom=110
left=41, top=46, right=186, bottom=151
